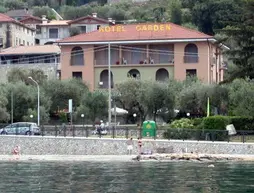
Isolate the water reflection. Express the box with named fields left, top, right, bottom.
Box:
left=0, top=161, right=253, bottom=193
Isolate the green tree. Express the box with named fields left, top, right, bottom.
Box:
left=138, top=81, right=175, bottom=121
left=170, top=1, right=182, bottom=25
left=0, top=84, right=10, bottom=122
left=227, top=79, right=254, bottom=116
left=43, top=79, right=88, bottom=113
left=77, top=90, right=108, bottom=123
left=221, top=0, right=254, bottom=81
left=7, top=68, right=47, bottom=85
left=4, top=0, right=25, bottom=10
left=33, top=6, right=56, bottom=20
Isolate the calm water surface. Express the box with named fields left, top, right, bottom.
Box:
left=0, top=161, right=253, bottom=193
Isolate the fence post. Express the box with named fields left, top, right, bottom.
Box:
left=41, top=125, right=45, bottom=136
left=54, top=125, right=58, bottom=137
left=72, top=126, right=75, bottom=137
left=85, top=126, right=88, bottom=138
left=125, top=127, right=129, bottom=139
left=112, top=126, right=115, bottom=139
left=63, top=125, right=66, bottom=137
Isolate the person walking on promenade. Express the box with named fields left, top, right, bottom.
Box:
left=126, top=138, right=134, bottom=155
left=137, top=138, right=142, bottom=155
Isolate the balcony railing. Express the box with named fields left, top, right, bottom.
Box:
left=184, top=55, right=199, bottom=63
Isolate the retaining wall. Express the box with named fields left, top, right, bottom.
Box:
left=0, top=136, right=253, bottom=155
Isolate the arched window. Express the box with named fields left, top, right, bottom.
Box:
left=99, top=70, right=114, bottom=88
left=71, top=47, right=84, bottom=65
left=127, top=69, right=141, bottom=79
left=156, top=68, right=169, bottom=81
left=184, top=44, right=198, bottom=63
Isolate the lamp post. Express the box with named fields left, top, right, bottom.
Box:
left=108, top=43, right=112, bottom=129
left=28, top=77, right=40, bottom=126
left=81, top=114, right=85, bottom=137
left=133, top=113, right=137, bottom=124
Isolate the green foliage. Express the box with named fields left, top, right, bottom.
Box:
left=170, top=118, right=194, bottom=129
left=33, top=6, right=56, bottom=20
left=7, top=68, right=47, bottom=85
left=203, top=116, right=230, bottom=130
left=170, top=1, right=182, bottom=24
left=220, top=0, right=254, bottom=81
left=4, top=0, right=25, bottom=10
left=77, top=90, right=108, bottom=123
left=43, top=79, right=89, bottom=113
left=228, top=79, right=254, bottom=116
left=69, top=26, right=82, bottom=36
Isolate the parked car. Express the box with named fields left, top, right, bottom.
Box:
left=0, top=122, right=41, bottom=135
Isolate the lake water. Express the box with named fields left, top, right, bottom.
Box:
left=0, top=161, right=253, bottom=193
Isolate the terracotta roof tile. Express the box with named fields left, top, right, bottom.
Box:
left=58, top=22, right=213, bottom=44
left=20, top=15, right=42, bottom=22
left=0, top=13, right=35, bottom=30
left=67, top=15, right=110, bottom=24
left=39, top=20, right=71, bottom=26
left=0, top=13, right=15, bottom=22
left=0, top=45, right=60, bottom=55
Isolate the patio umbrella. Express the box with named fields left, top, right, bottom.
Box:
left=111, top=107, right=128, bottom=115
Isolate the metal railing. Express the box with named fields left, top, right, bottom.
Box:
left=1, top=124, right=254, bottom=143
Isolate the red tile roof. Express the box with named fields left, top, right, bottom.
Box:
left=19, top=15, right=42, bottom=22
left=0, top=13, right=15, bottom=22
left=0, top=13, right=35, bottom=30
left=58, top=22, right=213, bottom=44
left=67, top=15, right=110, bottom=24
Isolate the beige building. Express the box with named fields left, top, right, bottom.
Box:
left=20, top=13, right=112, bottom=45
left=57, top=22, right=228, bottom=90
left=0, top=13, right=35, bottom=49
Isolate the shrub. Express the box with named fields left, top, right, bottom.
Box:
left=203, top=116, right=230, bottom=130
left=229, top=116, right=254, bottom=130
left=170, top=118, right=194, bottom=129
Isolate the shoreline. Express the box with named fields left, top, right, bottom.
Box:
left=1, top=153, right=254, bottom=162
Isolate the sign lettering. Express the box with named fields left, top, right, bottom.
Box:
left=99, top=24, right=171, bottom=33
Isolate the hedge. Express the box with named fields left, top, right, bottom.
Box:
left=200, top=116, right=254, bottom=130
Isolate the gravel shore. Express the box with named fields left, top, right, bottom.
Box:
left=1, top=153, right=254, bottom=162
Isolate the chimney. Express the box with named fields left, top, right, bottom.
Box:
left=108, top=18, right=112, bottom=23
left=42, top=15, right=48, bottom=24
left=92, top=13, right=97, bottom=18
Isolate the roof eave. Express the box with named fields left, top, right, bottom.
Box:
left=58, top=38, right=215, bottom=45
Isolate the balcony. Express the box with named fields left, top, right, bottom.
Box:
left=94, top=44, right=174, bottom=67
left=184, top=55, right=199, bottom=63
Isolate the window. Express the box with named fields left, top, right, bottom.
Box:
left=80, top=26, right=86, bottom=33
left=19, top=39, right=21, bottom=45
left=23, top=40, right=25, bottom=45
left=127, top=69, right=141, bottom=79
left=49, top=28, right=58, bottom=39
left=71, top=47, right=84, bottom=65
left=156, top=68, right=169, bottom=81
left=184, top=44, right=199, bottom=63
left=72, top=72, right=82, bottom=79
left=186, top=69, right=197, bottom=77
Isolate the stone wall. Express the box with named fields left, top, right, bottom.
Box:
left=0, top=136, right=253, bottom=155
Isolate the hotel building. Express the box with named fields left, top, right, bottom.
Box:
left=58, top=22, right=227, bottom=90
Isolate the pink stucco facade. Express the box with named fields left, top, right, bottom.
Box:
left=60, top=41, right=225, bottom=90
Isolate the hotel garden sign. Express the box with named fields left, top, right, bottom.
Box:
left=99, top=24, right=171, bottom=33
